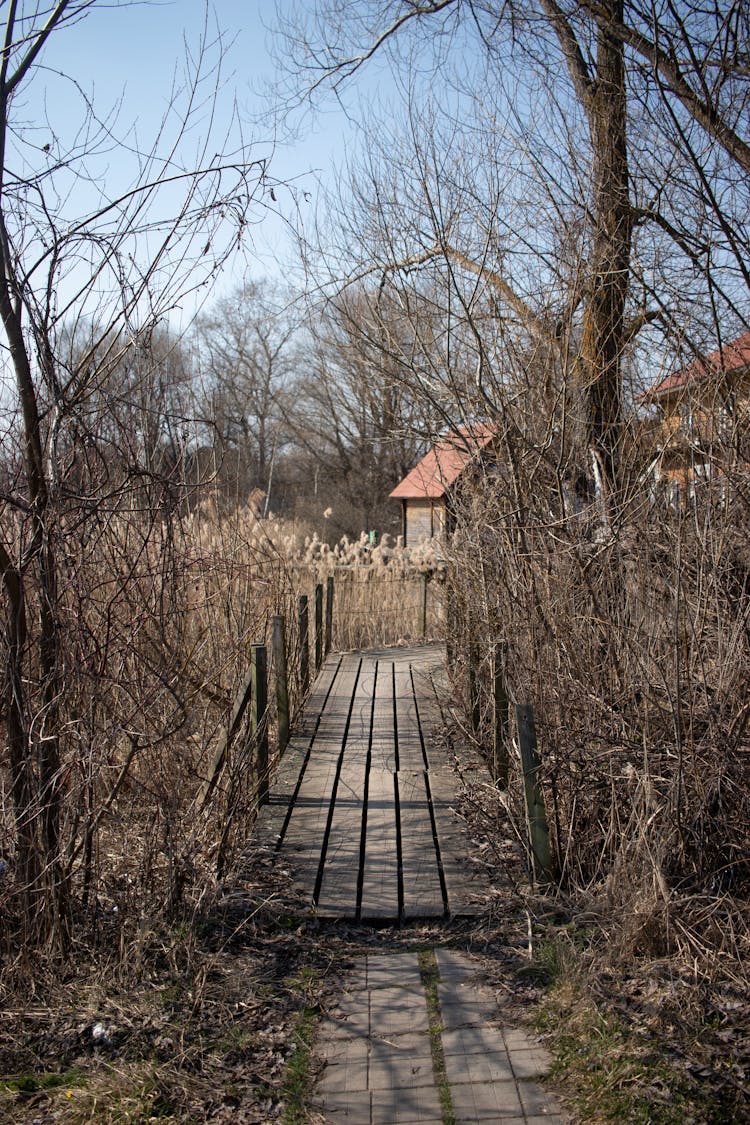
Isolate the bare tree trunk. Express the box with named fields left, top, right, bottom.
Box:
left=542, top=0, right=631, bottom=505
left=0, top=270, right=67, bottom=942
left=0, top=544, right=40, bottom=927
left=580, top=1, right=631, bottom=503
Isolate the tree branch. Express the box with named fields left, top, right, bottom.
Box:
left=578, top=0, right=750, bottom=176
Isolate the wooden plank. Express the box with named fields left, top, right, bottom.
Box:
left=278, top=655, right=362, bottom=900
left=272, top=658, right=342, bottom=799
left=315, top=657, right=375, bottom=916
left=358, top=659, right=400, bottom=919
left=393, top=661, right=425, bottom=772
left=404, top=647, right=486, bottom=915
left=428, top=766, right=485, bottom=916
left=358, top=770, right=400, bottom=920
left=258, top=642, right=488, bottom=920
left=410, top=649, right=447, bottom=751
left=254, top=658, right=342, bottom=852
left=368, top=659, right=397, bottom=774
left=398, top=769, right=445, bottom=919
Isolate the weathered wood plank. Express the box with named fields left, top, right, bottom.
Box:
left=393, top=661, right=425, bottom=772
left=259, top=643, right=487, bottom=920
left=315, top=659, right=375, bottom=915
left=253, top=658, right=343, bottom=852
left=358, top=779, right=400, bottom=920
left=359, top=662, right=400, bottom=920
left=429, top=765, right=484, bottom=916
left=398, top=769, right=445, bottom=919
left=278, top=657, right=362, bottom=891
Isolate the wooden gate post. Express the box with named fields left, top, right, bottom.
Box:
left=492, top=641, right=510, bottom=787
left=272, top=615, right=289, bottom=756
left=298, top=594, right=309, bottom=695
left=251, top=643, right=269, bottom=805
left=445, top=581, right=457, bottom=669
left=515, top=703, right=552, bottom=887
left=325, top=575, right=334, bottom=656
left=468, top=642, right=481, bottom=733
left=419, top=573, right=428, bottom=638
left=314, top=582, right=323, bottom=671
left=199, top=668, right=254, bottom=811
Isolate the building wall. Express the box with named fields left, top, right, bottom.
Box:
left=405, top=498, right=446, bottom=545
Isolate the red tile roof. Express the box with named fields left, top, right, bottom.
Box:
left=645, top=330, right=750, bottom=402
left=389, top=424, right=497, bottom=500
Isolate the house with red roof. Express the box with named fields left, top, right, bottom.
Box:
left=389, top=423, right=497, bottom=545
left=642, top=330, right=750, bottom=491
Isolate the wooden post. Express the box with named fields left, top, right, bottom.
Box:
left=325, top=575, right=334, bottom=655
left=272, top=615, right=289, bottom=757
left=251, top=643, right=269, bottom=805
left=516, top=703, right=552, bottom=887
left=492, top=641, right=510, bottom=787
left=199, top=668, right=254, bottom=810
left=314, top=582, right=323, bottom=671
left=298, top=594, right=309, bottom=695
left=418, top=573, right=428, bottom=638
left=468, top=642, right=481, bottom=733
left=446, top=591, right=455, bottom=669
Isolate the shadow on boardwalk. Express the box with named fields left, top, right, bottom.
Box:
left=255, top=643, right=489, bottom=923
left=249, top=643, right=569, bottom=1124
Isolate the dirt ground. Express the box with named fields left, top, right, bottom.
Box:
left=2, top=773, right=748, bottom=1124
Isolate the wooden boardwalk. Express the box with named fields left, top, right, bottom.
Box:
left=256, top=644, right=486, bottom=922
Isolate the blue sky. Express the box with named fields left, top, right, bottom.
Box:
left=22, top=1, right=366, bottom=314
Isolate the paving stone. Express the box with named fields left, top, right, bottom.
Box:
left=507, top=1046, right=552, bottom=1079
left=319, top=1036, right=370, bottom=1067
left=501, top=1026, right=537, bottom=1051
left=442, top=1025, right=509, bottom=1057
left=319, top=1056, right=369, bottom=1095
left=341, top=958, right=369, bottom=993
left=319, top=1010, right=370, bottom=1040
left=368, top=1039, right=435, bottom=1090
left=438, top=979, right=498, bottom=1006
left=438, top=998, right=499, bottom=1032
left=450, top=1077, right=524, bottom=1120
left=370, top=1083, right=444, bottom=1124
left=369, top=987, right=429, bottom=1032
left=366, top=955, right=422, bottom=989
left=369, top=1001, right=429, bottom=1039
left=434, top=948, right=482, bottom=982
left=369, top=983, right=427, bottom=1009
left=443, top=1045, right=515, bottom=1085
left=315, top=1088, right=371, bottom=1121
left=517, top=1078, right=565, bottom=1116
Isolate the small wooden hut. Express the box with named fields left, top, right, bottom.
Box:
left=389, top=424, right=496, bottom=545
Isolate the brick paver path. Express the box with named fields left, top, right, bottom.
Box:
left=314, top=949, right=567, bottom=1124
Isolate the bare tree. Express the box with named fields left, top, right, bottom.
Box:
left=274, top=0, right=750, bottom=505
left=195, top=279, right=301, bottom=507
left=0, top=1, right=265, bottom=946
left=287, top=286, right=436, bottom=536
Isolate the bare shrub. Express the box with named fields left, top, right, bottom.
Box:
left=445, top=454, right=750, bottom=967
left=0, top=503, right=447, bottom=954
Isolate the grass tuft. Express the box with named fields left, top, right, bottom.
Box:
left=419, top=948, right=456, bottom=1125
